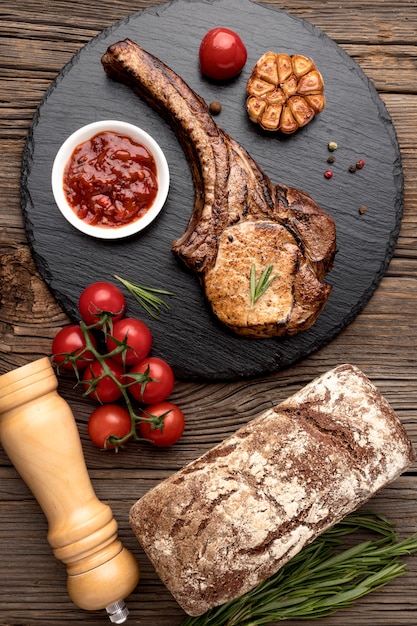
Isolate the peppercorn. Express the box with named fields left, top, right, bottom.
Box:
left=349, top=164, right=357, bottom=173
left=328, top=141, right=338, bottom=152
left=209, top=101, right=222, bottom=115
left=324, top=170, right=333, bottom=179
left=356, top=159, right=365, bottom=169
left=327, top=156, right=335, bottom=164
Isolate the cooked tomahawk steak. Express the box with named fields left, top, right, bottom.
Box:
left=101, top=40, right=336, bottom=338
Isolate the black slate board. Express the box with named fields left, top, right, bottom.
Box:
left=21, top=0, right=403, bottom=381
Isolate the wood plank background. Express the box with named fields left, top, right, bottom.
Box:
left=1, top=1, right=417, bottom=624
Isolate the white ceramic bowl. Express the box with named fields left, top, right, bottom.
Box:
left=51, top=120, right=170, bottom=239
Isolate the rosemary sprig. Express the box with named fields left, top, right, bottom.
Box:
left=114, top=274, right=175, bottom=319
left=181, top=511, right=417, bottom=625
left=250, top=264, right=277, bottom=307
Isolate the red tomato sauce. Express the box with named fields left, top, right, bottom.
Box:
left=63, top=131, right=158, bottom=228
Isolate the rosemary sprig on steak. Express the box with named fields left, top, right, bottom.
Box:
left=181, top=511, right=417, bottom=625
left=250, top=264, right=277, bottom=306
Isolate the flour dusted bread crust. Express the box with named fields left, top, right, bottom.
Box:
left=129, top=364, right=415, bottom=616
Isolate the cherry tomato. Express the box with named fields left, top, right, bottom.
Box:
left=88, top=404, right=132, bottom=449
left=199, top=27, right=247, bottom=81
left=127, top=357, right=175, bottom=404
left=82, top=358, right=125, bottom=403
left=106, top=317, right=152, bottom=366
left=139, top=401, right=185, bottom=447
left=78, top=282, right=126, bottom=326
left=52, top=324, right=97, bottom=372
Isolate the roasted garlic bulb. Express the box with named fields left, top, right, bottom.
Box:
left=246, top=52, right=325, bottom=133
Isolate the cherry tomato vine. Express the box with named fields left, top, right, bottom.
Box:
left=52, top=281, right=184, bottom=451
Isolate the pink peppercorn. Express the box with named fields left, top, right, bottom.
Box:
left=356, top=159, right=365, bottom=169
left=324, top=170, right=333, bottom=179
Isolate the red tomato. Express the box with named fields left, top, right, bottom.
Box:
left=78, top=282, right=126, bottom=326
left=127, top=357, right=175, bottom=404
left=139, top=402, right=185, bottom=447
left=199, top=27, right=247, bottom=80
left=88, top=404, right=132, bottom=449
left=82, top=358, right=125, bottom=403
left=106, top=317, right=152, bottom=366
left=52, top=324, right=97, bottom=372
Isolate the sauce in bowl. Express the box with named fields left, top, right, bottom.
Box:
left=52, top=120, right=170, bottom=240
left=63, top=131, right=158, bottom=228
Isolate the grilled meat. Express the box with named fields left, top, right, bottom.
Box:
left=101, top=39, right=336, bottom=337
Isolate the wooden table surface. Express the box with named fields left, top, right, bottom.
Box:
left=1, top=1, right=417, bottom=624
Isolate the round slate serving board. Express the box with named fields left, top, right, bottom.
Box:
left=21, top=0, right=403, bottom=381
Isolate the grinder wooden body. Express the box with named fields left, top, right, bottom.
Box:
left=0, top=357, right=140, bottom=621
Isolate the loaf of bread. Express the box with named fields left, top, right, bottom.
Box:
left=129, top=364, right=415, bottom=616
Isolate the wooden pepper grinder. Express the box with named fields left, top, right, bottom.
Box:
left=0, top=357, right=140, bottom=623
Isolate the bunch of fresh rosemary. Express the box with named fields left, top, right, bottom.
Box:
left=181, top=511, right=417, bottom=625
